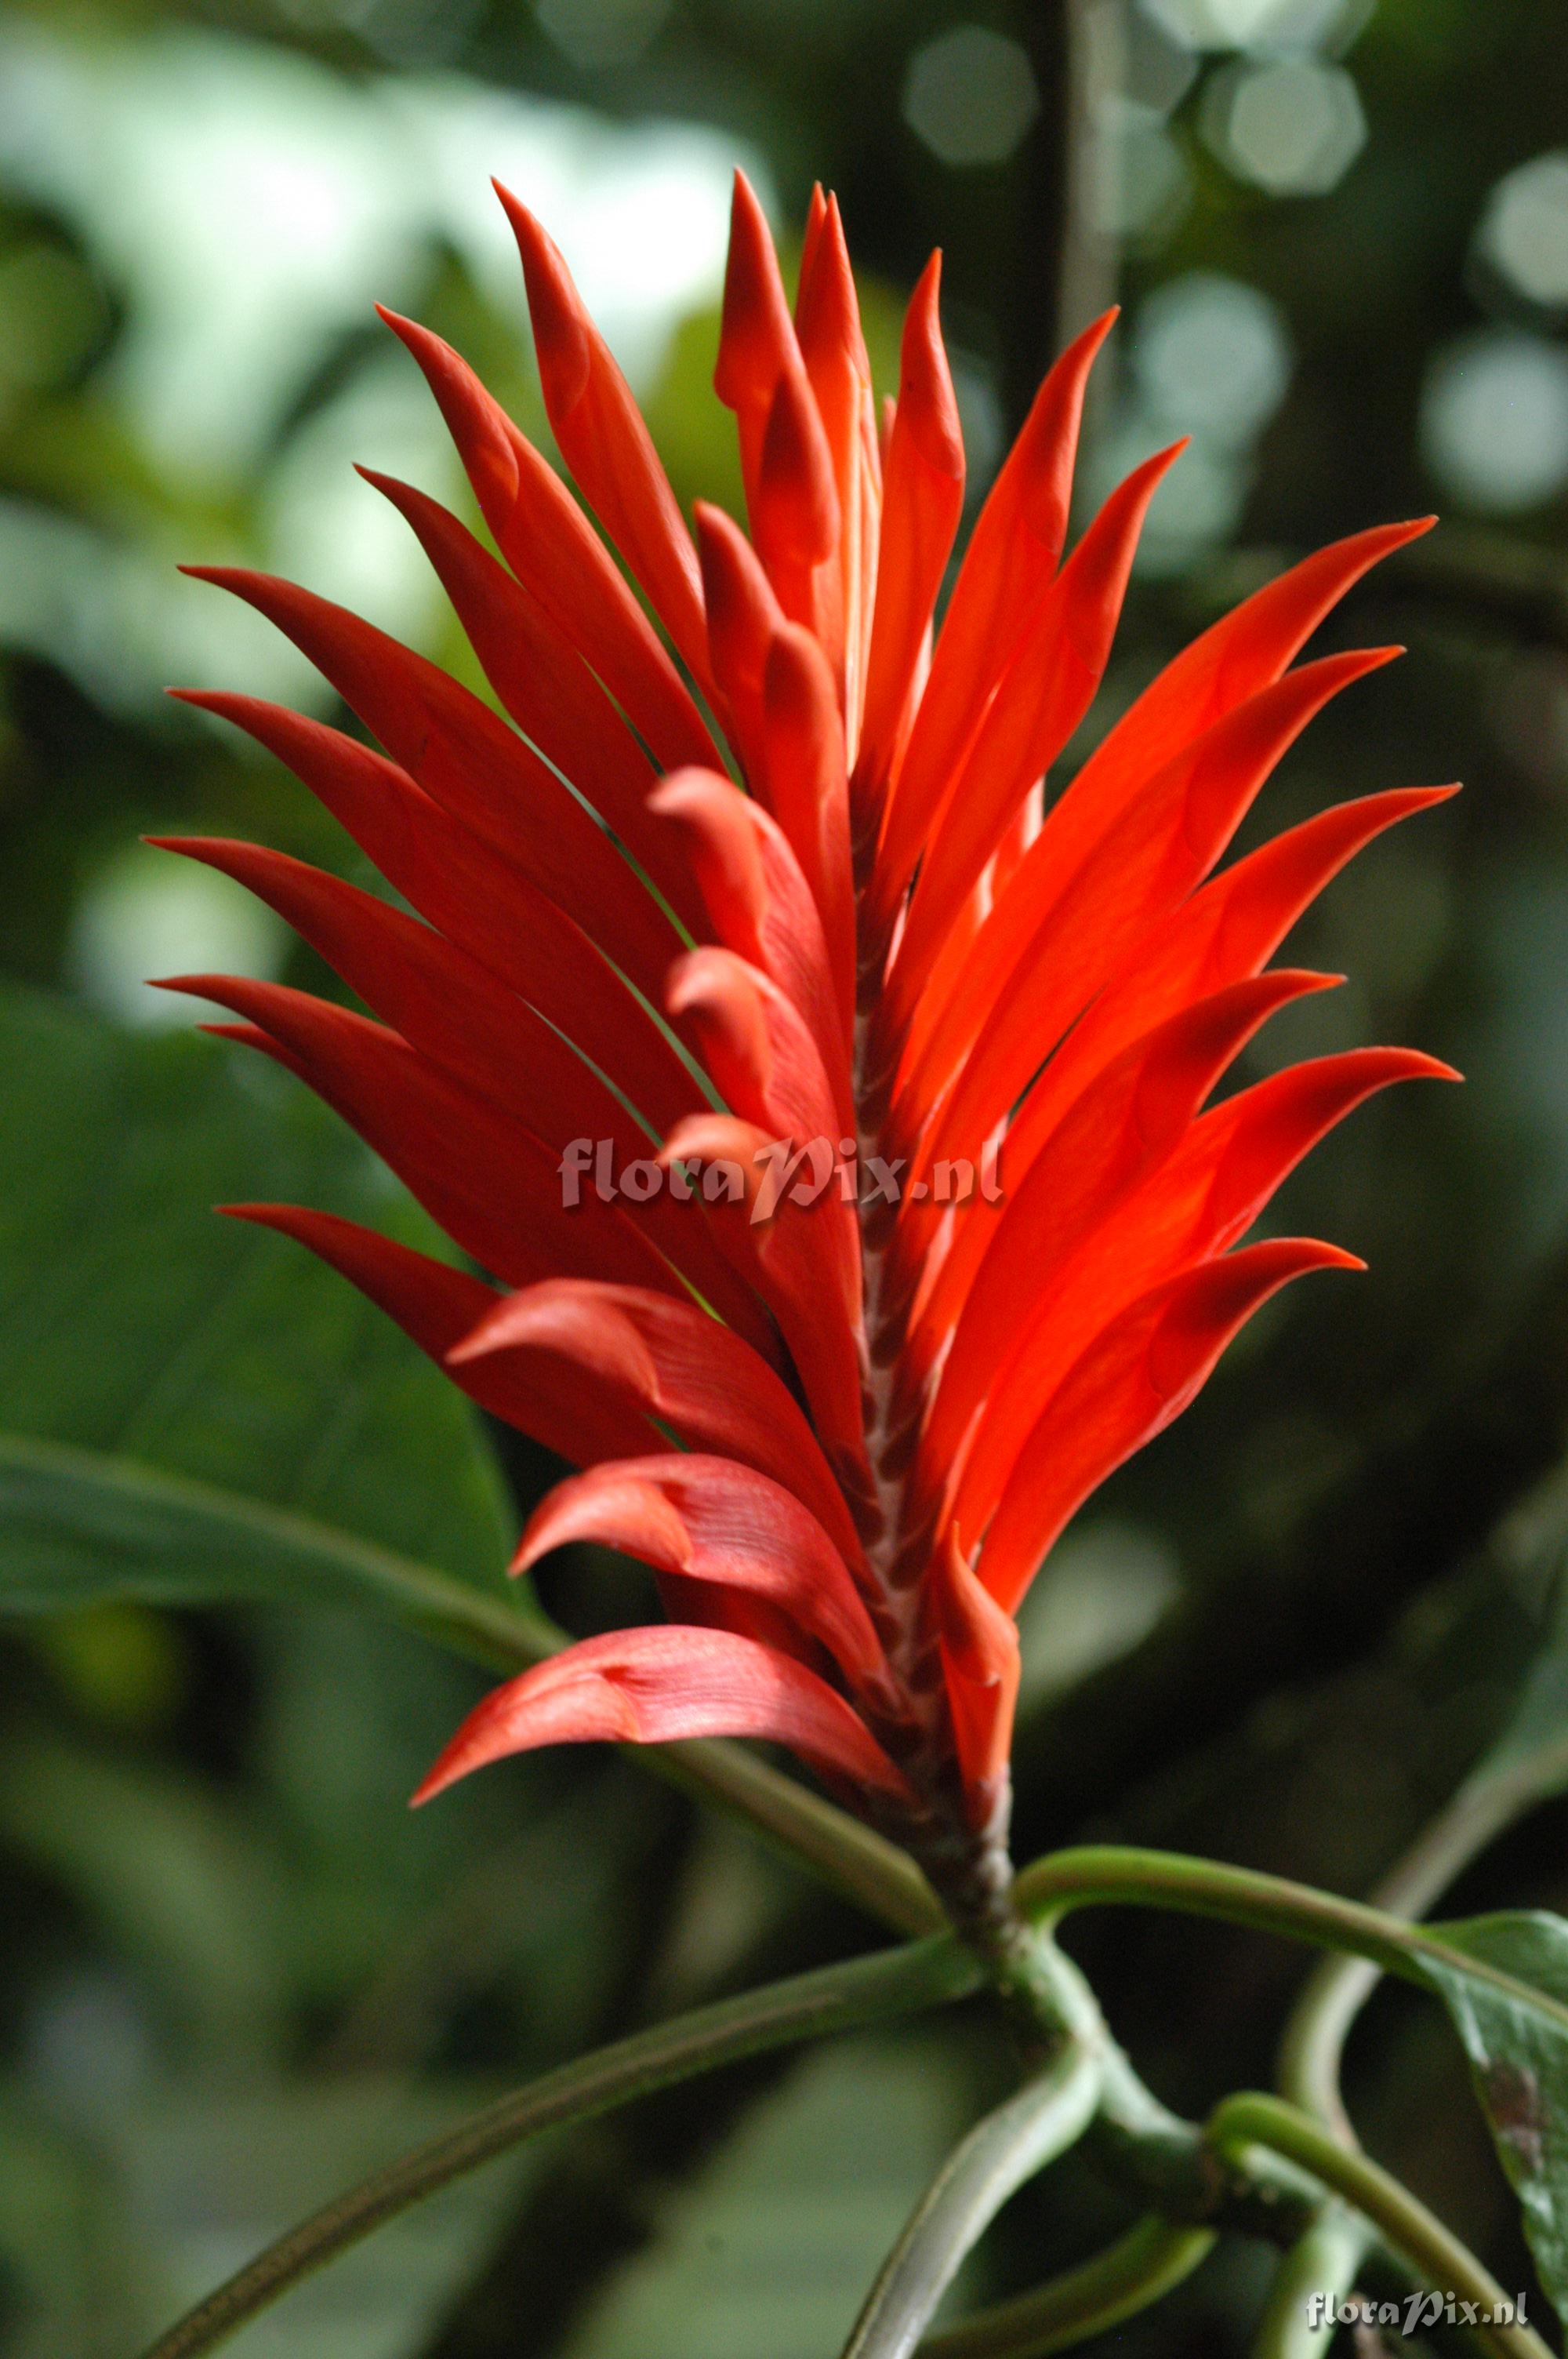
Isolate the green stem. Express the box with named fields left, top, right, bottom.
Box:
left=840, top=2043, right=1104, bottom=2359
left=1250, top=2205, right=1370, bottom=2359
left=136, top=1934, right=980, bottom=2359
left=997, top=1922, right=1323, bottom=2243
left=917, top=2215, right=1216, bottom=2357
left=1210, top=2095, right=1553, bottom=2359
left=1013, top=1847, right=1568, bottom=2036
left=1279, top=1743, right=1568, bottom=2133
left=656, top=1735, right=943, bottom=1936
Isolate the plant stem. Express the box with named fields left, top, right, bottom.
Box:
left=1010, top=0, right=1123, bottom=429
left=1250, top=2205, right=1370, bottom=2359
left=975, top=1919, right=1325, bottom=2245
left=1209, top=2095, right=1553, bottom=2359
left=840, top=2042, right=1104, bottom=2359
left=1012, top=1846, right=1568, bottom=2034
left=136, top=1934, right=980, bottom=2359
left=658, top=1736, right=945, bottom=1936
left=1279, top=1741, right=1568, bottom=2134
left=917, top=2214, right=1216, bottom=2357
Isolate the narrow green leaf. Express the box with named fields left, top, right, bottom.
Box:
left=1421, top=1911, right=1568, bottom=2333
left=0, top=1432, right=554, bottom=1668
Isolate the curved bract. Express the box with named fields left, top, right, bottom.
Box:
left=164, top=176, right=1454, bottom=1913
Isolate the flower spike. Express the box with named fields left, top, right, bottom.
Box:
left=170, top=179, right=1454, bottom=1920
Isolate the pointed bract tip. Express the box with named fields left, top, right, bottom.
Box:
left=493, top=180, right=554, bottom=270
left=692, top=496, right=744, bottom=544
left=147, top=973, right=217, bottom=999
left=728, top=169, right=774, bottom=245
left=1060, top=305, right=1119, bottom=369
left=1342, top=514, right=1436, bottom=562
left=408, top=1761, right=452, bottom=1808
left=374, top=308, right=462, bottom=379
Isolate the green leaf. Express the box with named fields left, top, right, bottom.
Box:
left=1421, top=1911, right=1568, bottom=2332
left=558, top=2036, right=977, bottom=2359
left=0, top=990, right=513, bottom=1593
left=0, top=1431, right=550, bottom=1664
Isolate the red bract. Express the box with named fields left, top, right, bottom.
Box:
left=163, top=177, right=1457, bottom=1914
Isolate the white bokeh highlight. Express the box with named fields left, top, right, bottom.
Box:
left=1475, top=151, right=1568, bottom=312
left=1421, top=330, right=1568, bottom=514
left=69, top=845, right=290, bottom=1030
left=902, top=26, right=1040, bottom=169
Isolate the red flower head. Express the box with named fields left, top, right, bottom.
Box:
left=161, top=176, right=1457, bottom=1918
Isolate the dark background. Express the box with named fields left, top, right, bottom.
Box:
left=4, top=1, right=1568, bottom=2351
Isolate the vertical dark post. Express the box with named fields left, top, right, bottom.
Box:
left=1007, top=0, right=1123, bottom=435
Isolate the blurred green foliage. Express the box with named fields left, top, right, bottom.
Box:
left=6, top=0, right=1568, bottom=2352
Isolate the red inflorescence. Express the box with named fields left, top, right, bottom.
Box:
left=158, top=176, right=1457, bottom=1888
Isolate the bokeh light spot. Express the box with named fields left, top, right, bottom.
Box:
left=69, top=845, right=289, bottom=1030
left=1139, top=0, right=1356, bottom=53
left=1132, top=269, right=1293, bottom=445
left=1204, top=56, right=1365, bottom=194
left=1475, top=151, right=1568, bottom=311
left=902, top=26, right=1040, bottom=169
left=1421, top=330, right=1568, bottom=514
